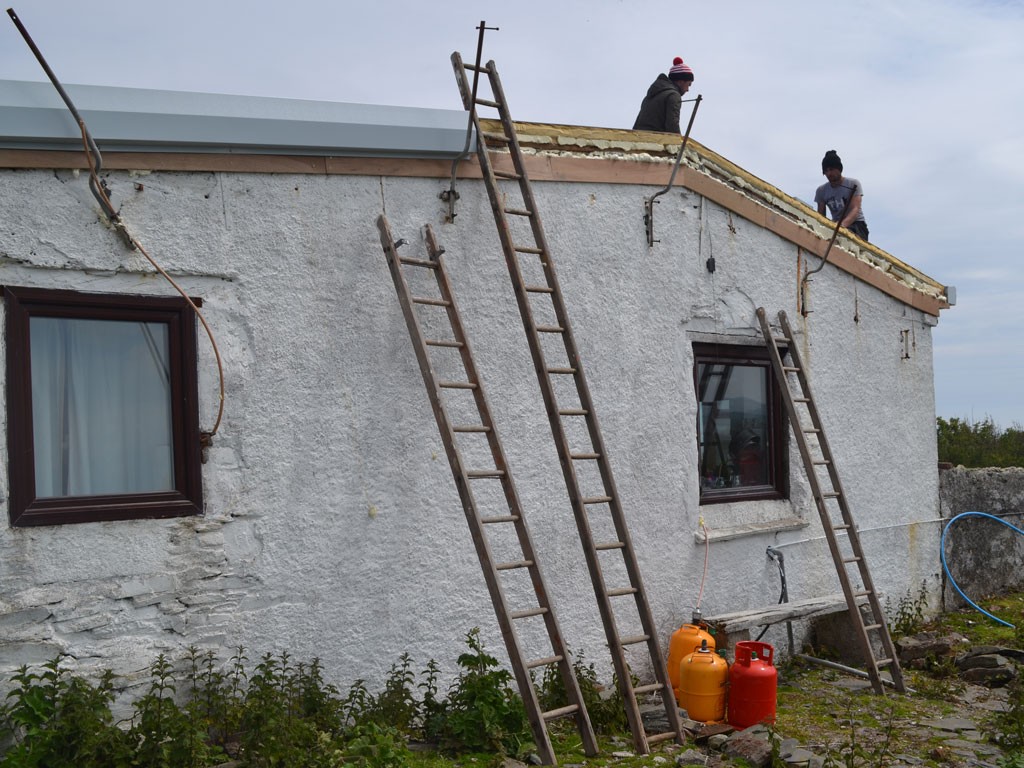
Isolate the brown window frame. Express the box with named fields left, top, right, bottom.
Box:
left=4, top=286, right=203, bottom=526
left=694, top=342, right=788, bottom=504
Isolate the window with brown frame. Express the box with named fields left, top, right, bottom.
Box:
left=694, top=342, right=788, bottom=504
left=4, top=286, right=203, bottom=526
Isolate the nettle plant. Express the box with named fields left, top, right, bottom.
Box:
left=0, top=629, right=546, bottom=767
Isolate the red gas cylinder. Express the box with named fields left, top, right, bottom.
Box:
left=667, top=618, right=715, bottom=703
left=678, top=639, right=728, bottom=723
left=727, top=641, right=777, bottom=729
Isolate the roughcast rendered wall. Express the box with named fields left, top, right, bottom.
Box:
left=0, top=163, right=944, bottom=693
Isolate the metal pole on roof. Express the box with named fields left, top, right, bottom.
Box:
left=441, top=20, right=497, bottom=223
left=7, top=7, right=133, bottom=249
left=644, top=94, right=702, bottom=247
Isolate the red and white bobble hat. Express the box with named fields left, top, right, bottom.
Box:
left=668, top=56, right=694, bottom=81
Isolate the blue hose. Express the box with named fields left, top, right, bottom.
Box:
left=941, top=511, right=1022, bottom=628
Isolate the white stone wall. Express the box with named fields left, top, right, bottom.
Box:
left=0, top=165, right=943, bottom=692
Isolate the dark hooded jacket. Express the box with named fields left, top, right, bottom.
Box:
left=633, top=74, right=682, bottom=133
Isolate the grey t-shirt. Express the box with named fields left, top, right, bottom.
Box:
left=814, top=177, right=866, bottom=223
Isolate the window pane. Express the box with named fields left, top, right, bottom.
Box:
left=697, top=362, right=771, bottom=491
left=30, top=317, right=174, bottom=497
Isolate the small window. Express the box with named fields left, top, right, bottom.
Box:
left=4, top=286, right=203, bottom=526
left=694, top=343, right=787, bottom=504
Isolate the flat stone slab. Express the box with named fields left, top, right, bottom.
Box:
left=918, top=717, right=979, bottom=731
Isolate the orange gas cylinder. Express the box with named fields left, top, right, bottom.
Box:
left=678, top=639, right=728, bottom=723
left=667, top=620, right=715, bottom=702
left=727, top=641, right=777, bottom=729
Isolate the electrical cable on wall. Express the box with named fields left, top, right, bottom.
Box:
left=8, top=7, right=226, bottom=443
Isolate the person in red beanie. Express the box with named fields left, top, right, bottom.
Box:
left=633, top=57, right=694, bottom=133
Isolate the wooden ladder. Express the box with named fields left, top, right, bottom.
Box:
left=756, top=307, right=906, bottom=694
left=450, top=52, right=685, bottom=753
left=376, top=215, right=599, bottom=765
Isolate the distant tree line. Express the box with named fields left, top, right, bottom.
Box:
left=937, top=417, right=1024, bottom=468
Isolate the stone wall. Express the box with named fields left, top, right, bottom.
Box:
left=939, top=466, right=1024, bottom=608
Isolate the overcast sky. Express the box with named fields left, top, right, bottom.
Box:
left=3, top=0, right=1023, bottom=426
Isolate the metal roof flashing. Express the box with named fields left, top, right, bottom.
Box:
left=0, top=79, right=473, bottom=158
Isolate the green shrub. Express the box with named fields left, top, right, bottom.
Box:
left=0, top=658, right=132, bottom=768
left=439, top=627, right=529, bottom=755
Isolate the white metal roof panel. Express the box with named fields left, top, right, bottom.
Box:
left=0, top=79, right=474, bottom=158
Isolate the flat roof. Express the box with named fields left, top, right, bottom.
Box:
left=0, top=79, right=474, bottom=158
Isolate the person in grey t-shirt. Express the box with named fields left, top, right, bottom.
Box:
left=814, top=149, right=869, bottom=241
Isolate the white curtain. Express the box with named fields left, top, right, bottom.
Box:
left=30, top=317, right=174, bottom=498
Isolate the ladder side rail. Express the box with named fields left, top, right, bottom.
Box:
left=776, top=325, right=906, bottom=692
left=482, top=56, right=657, bottom=631
left=770, top=309, right=903, bottom=693
left=481, top=59, right=682, bottom=749
left=455, top=56, right=682, bottom=752
left=465, top=62, right=649, bottom=749
left=422, top=225, right=603, bottom=750
left=378, top=215, right=557, bottom=761
left=756, top=309, right=881, bottom=688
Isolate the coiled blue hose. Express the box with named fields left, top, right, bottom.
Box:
left=941, top=511, right=1022, bottom=628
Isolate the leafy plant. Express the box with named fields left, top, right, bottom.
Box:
left=0, top=658, right=132, bottom=768
left=364, top=653, right=417, bottom=733
left=989, top=674, right=1024, bottom=754
left=344, top=722, right=412, bottom=768
left=440, top=627, right=529, bottom=755
left=886, top=581, right=928, bottom=637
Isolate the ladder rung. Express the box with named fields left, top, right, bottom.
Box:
left=833, top=523, right=851, bottom=531
left=619, top=634, right=651, bottom=646
left=505, top=207, right=533, bottom=217
left=494, top=169, right=521, bottom=180
left=812, top=459, right=831, bottom=465
left=514, top=245, right=544, bottom=255
left=526, top=654, right=563, bottom=669
left=646, top=732, right=678, bottom=746
left=496, top=559, right=533, bottom=571
left=425, top=339, right=463, bottom=348
left=475, top=96, right=501, bottom=108
left=412, top=296, right=451, bottom=307
left=398, top=256, right=438, bottom=269
left=510, top=606, right=549, bottom=620
left=794, top=397, right=811, bottom=403
left=632, top=682, right=663, bottom=695
left=466, top=469, right=505, bottom=478
left=804, top=428, right=822, bottom=433
left=582, top=495, right=612, bottom=505
left=542, top=704, right=579, bottom=721
left=559, top=408, right=589, bottom=416
left=536, top=325, right=565, bottom=334
left=843, top=556, right=862, bottom=564
left=854, top=589, right=873, bottom=597
left=863, top=623, right=882, bottom=632
left=875, top=657, right=893, bottom=667
left=439, top=380, right=477, bottom=390
left=822, top=492, right=841, bottom=498
left=463, top=62, right=487, bottom=73
left=481, top=515, right=519, bottom=524
left=571, top=452, right=600, bottom=460
left=783, top=366, right=800, bottom=372
left=596, top=541, right=625, bottom=551
left=607, top=587, right=638, bottom=597
left=547, top=367, right=577, bottom=374
left=452, top=425, right=491, bottom=433
left=481, top=131, right=511, bottom=143
left=772, top=336, right=792, bottom=345
left=525, top=284, right=554, bottom=293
